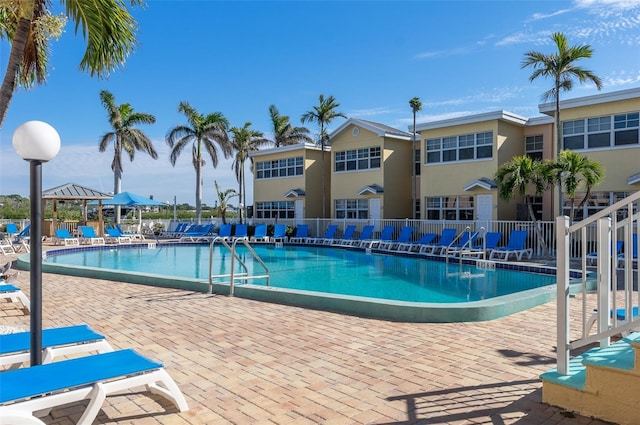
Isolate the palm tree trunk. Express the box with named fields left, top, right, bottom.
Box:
left=195, top=161, right=202, bottom=225
left=0, top=15, right=33, bottom=130
left=241, top=161, right=246, bottom=224
left=411, top=112, right=416, bottom=219
left=113, top=168, right=122, bottom=224
left=526, top=196, right=549, bottom=256
left=320, top=123, right=326, bottom=218
left=238, top=163, right=244, bottom=225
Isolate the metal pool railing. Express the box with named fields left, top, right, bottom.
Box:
left=208, top=238, right=270, bottom=296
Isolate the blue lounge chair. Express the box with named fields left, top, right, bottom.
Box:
left=179, top=224, right=214, bottom=242
left=232, top=224, right=249, bottom=241
left=446, top=230, right=480, bottom=255
left=470, top=232, right=502, bottom=255
left=586, top=306, right=640, bottom=336
left=105, top=227, right=132, bottom=244
left=379, top=226, right=413, bottom=251
left=420, top=228, right=457, bottom=255
left=217, top=224, right=232, bottom=241
left=116, top=223, right=145, bottom=240
left=4, top=223, right=18, bottom=238
left=287, top=224, right=307, bottom=243
left=618, top=234, right=638, bottom=267
left=271, top=223, right=289, bottom=243
left=307, top=224, right=338, bottom=245
left=0, top=324, right=113, bottom=368
left=79, top=226, right=105, bottom=246
left=249, top=224, right=269, bottom=242
left=53, top=229, right=80, bottom=246
left=489, top=230, right=532, bottom=261
left=344, top=225, right=374, bottom=247
left=367, top=225, right=395, bottom=249
left=586, top=240, right=624, bottom=265
left=396, top=233, right=438, bottom=253
left=334, top=225, right=356, bottom=245
left=0, top=283, right=30, bottom=312
left=0, top=348, right=189, bottom=424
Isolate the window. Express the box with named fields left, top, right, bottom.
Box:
left=525, top=135, right=543, bottom=160
left=335, top=147, right=381, bottom=172
left=562, top=191, right=636, bottom=221
left=563, top=112, right=639, bottom=150
left=425, top=196, right=474, bottom=220
left=335, top=199, right=369, bottom=219
left=255, top=201, right=294, bottom=219
left=256, top=157, right=303, bottom=179
left=425, top=132, right=493, bottom=164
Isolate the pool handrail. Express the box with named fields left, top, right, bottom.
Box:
left=208, top=237, right=269, bottom=296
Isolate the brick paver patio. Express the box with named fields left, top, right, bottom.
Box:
left=0, top=248, right=612, bottom=425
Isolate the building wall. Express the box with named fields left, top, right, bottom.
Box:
left=382, top=138, right=412, bottom=218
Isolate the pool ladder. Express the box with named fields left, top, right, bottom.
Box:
left=445, top=226, right=487, bottom=269
left=208, top=238, right=270, bottom=296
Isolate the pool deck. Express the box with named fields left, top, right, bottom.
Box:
left=0, top=246, right=612, bottom=425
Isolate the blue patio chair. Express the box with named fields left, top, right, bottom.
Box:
left=0, top=283, right=30, bottom=312
left=354, top=225, right=375, bottom=248
left=586, top=240, right=624, bottom=265
left=334, top=225, right=357, bottom=245
left=0, top=324, right=113, bottom=368
left=287, top=225, right=307, bottom=243
left=232, top=224, right=249, bottom=241
left=53, top=229, right=80, bottom=246
left=397, top=233, right=438, bottom=253
left=420, top=228, right=457, bottom=255
left=307, top=224, right=339, bottom=245
left=179, top=224, right=214, bottom=242
left=0, top=349, right=189, bottom=424
left=471, top=232, right=503, bottom=254
left=250, top=224, right=269, bottom=242
left=489, top=230, right=532, bottom=261
left=105, top=227, right=132, bottom=244
left=366, top=225, right=395, bottom=249
left=379, top=226, right=413, bottom=251
left=4, top=223, right=18, bottom=238
left=617, top=234, right=638, bottom=267
left=446, top=230, right=480, bottom=255
left=79, top=226, right=105, bottom=246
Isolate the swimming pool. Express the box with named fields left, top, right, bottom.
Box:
left=43, top=244, right=556, bottom=303
left=30, top=243, right=585, bottom=322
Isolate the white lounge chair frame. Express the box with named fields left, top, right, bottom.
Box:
left=0, top=283, right=30, bottom=312
left=0, top=349, right=188, bottom=425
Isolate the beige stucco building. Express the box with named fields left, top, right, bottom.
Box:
left=249, top=87, right=640, bottom=223
left=250, top=143, right=330, bottom=221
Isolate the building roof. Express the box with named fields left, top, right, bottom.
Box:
left=249, top=142, right=325, bottom=158
left=42, top=183, right=112, bottom=200
left=284, top=188, right=306, bottom=198
left=414, top=110, right=528, bottom=132
left=357, top=184, right=384, bottom=195
left=330, top=118, right=411, bottom=141
left=463, top=177, right=498, bottom=191
left=539, top=87, right=640, bottom=116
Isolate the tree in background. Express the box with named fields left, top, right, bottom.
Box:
left=409, top=97, right=422, bottom=219
left=301, top=95, right=346, bottom=217
left=166, top=101, right=231, bottom=224
left=522, top=32, right=602, bottom=213
left=229, top=122, right=269, bottom=224
left=0, top=0, right=142, bottom=129
left=98, top=90, right=157, bottom=223
left=549, top=150, right=605, bottom=223
left=268, top=104, right=312, bottom=147
left=495, top=155, right=553, bottom=255
left=214, top=180, right=237, bottom=225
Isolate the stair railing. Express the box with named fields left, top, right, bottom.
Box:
left=556, top=190, right=640, bottom=375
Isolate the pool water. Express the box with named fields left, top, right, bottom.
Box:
left=44, top=245, right=557, bottom=303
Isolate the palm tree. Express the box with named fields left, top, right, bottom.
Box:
left=0, top=0, right=141, bottom=129
left=495, top=155, right=553, bottom=255
left=521, top=31, right=602, bottom=214
left=301, top=94, right=346, bottom=218
left=98, top=90, right=157, bottom=224
left=214, top=180, right=237, bottom=225
left=166, top=101, right=231, bottom=224
left=229, top=122, right=269, bottom=224
left=268, top=105, right=312, bottom=147
left=549, top=150, right=604, bottom=223
left=409, top=97, right=422, bottom=219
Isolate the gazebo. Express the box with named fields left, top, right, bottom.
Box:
left=41, top=183, right=112, bottom=236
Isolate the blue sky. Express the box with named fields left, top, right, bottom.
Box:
left=1, top=0, right=639, bottom=207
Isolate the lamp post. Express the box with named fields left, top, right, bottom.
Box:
left=12, top=121, right=61, bottom=366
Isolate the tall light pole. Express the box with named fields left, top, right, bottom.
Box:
left=12, top=121, right=61, bottom=366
